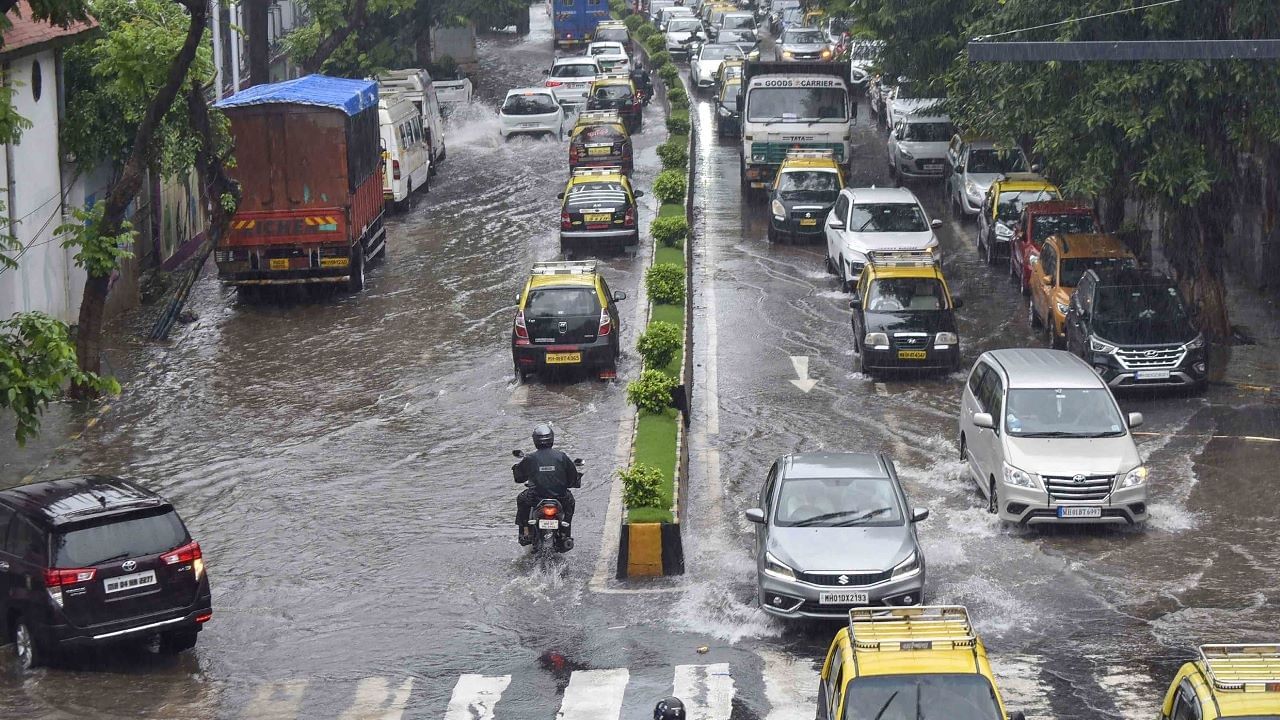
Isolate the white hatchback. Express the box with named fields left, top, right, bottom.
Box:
left=586, top=41, right=630, bottom=73
left=499, top=88, right=565, bottom=140
left=824, top=187, right=942, bottom=292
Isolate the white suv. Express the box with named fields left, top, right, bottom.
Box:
left=544, top=57, right=601, bottom=106
left=957, top=348, right=1149, bottom=526
left=823, top=187, right=942, bottom=292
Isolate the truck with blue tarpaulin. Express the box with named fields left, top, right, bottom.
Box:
left=552, top=0, right=609, bottom=48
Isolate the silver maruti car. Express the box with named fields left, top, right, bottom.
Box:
left=746, top=452, right=928, bottom=619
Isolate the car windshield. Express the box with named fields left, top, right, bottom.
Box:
left=967, top=148, right=1028, bottom=174
left=997, top=190, right=1059, bottom=222
left=54, top=510, right=188, bottom=567
left=723, top=15, right=753, bottom=28
left=595, top=28, right=628, bottom=42
left=553, top=63, right=597, bottom=78
left=503, top=94, right=558, bottom=115
left=774, top=476, right=902, bottom=527
left=719, top=81, right=741, bottom=103
left=668, top=18, right=700, bottom=31
left=777, top=170, right=840, bottom=202
left=524, top=287, right=600, bottom=319
left=1093, top=284, right=1196, bottom=344
left=594, top=84, right=634, bottom=101
left=866, top=278, right=945, bottom=312
left=1060, top=256, right=1133, bottom=287
left=849, top=202, right=929, bottom=232
left=1005, top=388, right=1125, bottom=437
left=902, top=122, right=954, bottom=142
left=1032, top=212, right=1098, bottom=240
left=782, top=29, right=823, bottom=44
left=850, top=41, right=883, bottom=61
left=841, top=675, right=1003, bottom=720
left=747, top=87, right=848, bottom=122
left=589, top=44, right=623, bottom=56
left=700, top=45, right=742, bottom=60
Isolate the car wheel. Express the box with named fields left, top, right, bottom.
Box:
left=839, top=257, right=853, bottom=293
left=158, top=630, right=199, bottom=654
left=1028, top=300, right=1041, bottom=328
left=1019, top=266, right=1030, bottom=296
left=987, top=478, right=998, bottom=514
left=766, top=223, right=778, bottom=243
left=984, top=233, right=996, bottom=266
left=14, top=618, right=43, bottom=670
left=1045, top=318, right=1059, bottom=349
left=348, top=246, right=366, bottom=293
left=959, top=434, right=966, bottom=463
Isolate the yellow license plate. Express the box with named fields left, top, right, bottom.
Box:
left=587, top=146, right=611, bottom=156
left=799, top=218, right=817, bottom=226
left=320, top=257, right=349, bottom=268
left=546, top=352, right=581, bottom=364
left=269, top=258, right=290, bottom=270
left=898, top=350, right=927, bottom=360
left=584, top=213, right=612, bottom=223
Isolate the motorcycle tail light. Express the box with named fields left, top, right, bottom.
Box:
left=514, top=310, right=529, bottom=339
left=541, top=505, right=558, bottom=518
left=598, top=308, right=612, bottom=336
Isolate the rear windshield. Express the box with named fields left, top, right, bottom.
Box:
left=595, top=28, right=628, bottom=42
left=525, top=287, right=601, bottom=318
left=589, top=44, right=624, bottom=56
left=1032, top=212, right=1097, bottom=239
left=594, top=84, right=634, bottom=101
left=503, top=94, right=558, bottom=115
left=722, top=15, right=754, bottom=29
left=700, top=45, right=743, bottom=60
left=54, top=510, right=188, bottom=567
left=553, top=63, right=597, bottom=78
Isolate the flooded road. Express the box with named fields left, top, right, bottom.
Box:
left=1, top=11, right=1278, bottom=719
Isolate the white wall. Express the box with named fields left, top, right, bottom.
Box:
left=0, top=50, right=85, bottom=325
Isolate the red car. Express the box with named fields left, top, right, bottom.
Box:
left=1008, top=201, right=1101, bottom=295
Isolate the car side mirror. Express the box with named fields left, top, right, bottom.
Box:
left=911, top=507, right=929, bottom=523
left=613, top=290, right=627, bottom=301
left=1128, top=412, right=1144, bottom=429
left=1031, top=163, right=1042, bottom=173
left=573, top=457, right=584, bottom=466
left=542, top=69, right=550, bottom=75
left=556, top=192, right=565, bottom=200
left=634, top=190, right=645, bottom=198
left=952, top=297, right=964, bottom=309
left=848, top=298, right=861, bottom=309
left=930, top=218, right=943, bottom=228
left=828, top=218, right=845, bottom=230
left=973, top=412, right=995, bottom=430
left=512, top=449, right=524, bottom=458
left=745, top=508, right=766, bottom=524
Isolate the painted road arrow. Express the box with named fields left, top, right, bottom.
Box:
left=789, top=356, right=817, bottom=393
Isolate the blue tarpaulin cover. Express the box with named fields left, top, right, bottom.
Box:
left=214, top=75, right=379, bottom=116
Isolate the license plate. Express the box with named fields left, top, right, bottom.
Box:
left=520, top=122, right=540, bottom=128
left=1057, top=506, right=1103, bottom=518
left=538, top=519, right=560, bottom=529
left=1136, top=369, right=1171, bottom=380
left=819, top=591, right=869, bottom=605
left=546, top=352, right=581, bottom=364
left=320, top=257, right=348, bottom=268
left=799, top=218, right=817, bottom=226
left=923, top=162, right=942, bottom=168
left=587, top=146, right=612, bottom=156
left=269, top=258, right=290, bottom=270
left=583, top=212, right=612, bottom=222
left=898, top=350, right=927, bottom=360
left=103, top=570, right=157, bottom=595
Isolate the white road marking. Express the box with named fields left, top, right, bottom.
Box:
left=760, top=649, right=818, bottom=720
left=674, top=663, right=735, bottom=720
left=444, top=674, right=511, bottom=720
left=508, top=384, right=529, bottom=405
left=702, top=244, right=720, bottom=436
left=989, top=654, right=1055, bottom=720
left=338, top=677, right=414, bottom=720
left=243, top=680, right=307, bottom=720
left=788, top=355, right=818, bottom=392
left=556, top=668, right=629, bottom=720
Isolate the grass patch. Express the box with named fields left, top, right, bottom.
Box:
left=658, top=202, right=684, bottom=219
left=628, top=409, right=678, bottom=523
left=655, top=245, right=684, bottom=267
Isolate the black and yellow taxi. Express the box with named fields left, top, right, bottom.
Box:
left=511, top=260, right=627, bottom=381
left=568, top=110, right=634, bottom=175
left=849, top=249, right=962, bottom=377
left=714, top=76, right=742, bottom=138
left=715, top=58, right=744, bottom=89
left=818, top=606, right=1025, bottom=720
left=1160, top=644, right=1280, bottom=720
left=976, top=172, right=1059, bottom=265
left=767, top=150, right=844, bottom=244
left=585, top=73, right=643, bottom=133
left=557, top=166, right=644, bottom=254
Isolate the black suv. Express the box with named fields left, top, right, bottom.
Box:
left=1064, top=267, right=1207, bottom=390
left=0, top=476, right=212, bottom=668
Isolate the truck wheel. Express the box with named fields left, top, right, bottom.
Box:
left=348, top=248, right=365, bottom=293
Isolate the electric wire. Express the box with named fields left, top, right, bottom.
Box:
left=972, top=0, right=1185, bottom=42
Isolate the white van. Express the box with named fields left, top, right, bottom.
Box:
left=378, top=69, right=448, bottom=172
left=379, top=94, right=431, bottom=209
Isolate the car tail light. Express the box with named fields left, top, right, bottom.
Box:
left=44, top=568, right=96, bottom=608
left=569, top=145, right=580, bottom=164
left=514, top=310, right=529, bottom=340
left=623, top=206, right=635, bottom=228
left=392, top=159, right=401, bottom=180
left=561, top=211, right=572, bottom=229
left=541, top=505, right=559, bottom=518
left=195, top=611, right=213, bottom=624
left=162, top=541, right=205, bottom=580
left=598, top=308, right=612, bottom=336
left=546, top=79, right=563, bottom=88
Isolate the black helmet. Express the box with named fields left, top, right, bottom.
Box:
left=532, top=423, right=555, bottom=450
left=654, top=697, right=685, bottom=720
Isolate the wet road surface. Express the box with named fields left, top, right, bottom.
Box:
left=1, top=11, right=1278, bottom=720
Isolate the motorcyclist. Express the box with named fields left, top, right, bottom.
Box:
left=631, top=63, right=653, bottom=105
left=654, top=697, right=686, bottom=719
left=514, top=423, right=581, bottom=547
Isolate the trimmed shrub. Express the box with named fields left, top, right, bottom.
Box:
left=619, top=462, right=665, bottom=508
left=635, top=23, right=656, bottom=42
left=653, top=169, right=687, bottom=204
left=645, top=33, right=666, bottom=55
left=666, top=110, right=690, bottom=135
left=637, top=320, right=683, bottom=370
left=649, top=50, right=672, bottom=69
left=658, top=63, right=680, bottom=85
left=669, top=94, right=690, bottom=111
left=656, top=138, right=688, bottom=171
left=645, top=262, right=685, bottom=305
left=623, top=14, right=644, bottom=32
left=626, top=369, right=679, bottom=415
left=651, top=215, right=689, bottom=247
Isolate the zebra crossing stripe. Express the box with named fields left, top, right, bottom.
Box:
left=674, top=663, right=735, bottom=720
left=556, top=668, right=629, bottom=720
left=337, top=676, right=414, bottom=720
left=444, top=674, right=511, bottom=720
left=244, top=680, right=308, bottom=719
left=759, top=649, right=819, bottom=720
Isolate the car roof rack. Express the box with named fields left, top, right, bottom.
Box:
left=1199, top=644, right=1280, bottom=693
left=595, top=72, right=633, bottom=81
left=576, top=110, right=623, bottom=124
left=572, top=166, right=624, bottom=176
left=866, top=249, right=938, bottom=268
left=849, top=606, right=976, bottom=652
left=532, top=260, right=599, bottom=276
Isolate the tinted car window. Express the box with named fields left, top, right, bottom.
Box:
left=782, top=29, right=822, bottom=44
left=997, top=190, right=1058, bottom=221
left=867, top=278, right=944, bottom=312
left=1060, top=256, right=1133, bottom=286
left=595, top=28, right=628, bottom=42
left=842, top=674, right=1003, bottom=720
left=668, top=18, right=701, bottom=32
left=903, top=122, right=954, bottom=142
left=53, top=510, right=187, bottom=567
left=525, top=288, right=601, bottom=318
left=1093, top=283, right=1196, bottom=344
left=1033, top=212, right=1098, bottom=239
left=10, top=517, right=46, bottom=563
left=594, top=85, right=633, bottom=101
left=777, top=171, right=839, bottom=202
left=502, top=94, right=558, bottom=115
left=849, top=203, right=928, bottom=232
left=553, top=63, right=598, bottom=78
left=774, top=477, right=902, bottom=527
left=967, top=148, right=1027, bottom=174
left=0, top=506, right=14, bottom=554
left=1005, top=388, right=1125, bottom=437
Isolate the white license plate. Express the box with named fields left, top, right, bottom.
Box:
left=819, top=591, right=869, bottom=605
left=520, top=123, right=541, bottom=128
left=103, top=570, right=157, bottom=594
left=1057, top=506, right=1102, bottom=518
left=1135, top=369, right=1171, bottom=380
left=538, top=519, right=560, bottom=529
left=923, top=162, right=942, bottom=168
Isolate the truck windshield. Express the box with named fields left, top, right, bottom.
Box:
left=1004, top=388, right=1125, bottom=438
left=748, top=87, right=848, bottom=122
left=841, top=674, right=1003, bottom=720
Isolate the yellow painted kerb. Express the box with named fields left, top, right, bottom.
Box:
left=627, top=523, right=664, bottom=576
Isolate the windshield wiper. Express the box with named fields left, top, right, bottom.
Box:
left=1015, top=430, right=1100, bottom=438
left=792, top=509, right=877, bottom=526
left=872, top=690, right=900, bottom=720
left=857, top=218, right=878, bottom=232
left=833, top=507, right=893, bottom=526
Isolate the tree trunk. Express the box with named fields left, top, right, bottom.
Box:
left=71, top=0, right=208, bottom=395
left=1167, top=194, right=1233, bottom=342
left=245, top=0, right=271, bottom=86
left=187, top=78, right=240, bottom=236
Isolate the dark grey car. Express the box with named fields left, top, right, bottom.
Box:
left=746, top=452, right=928, bottom=618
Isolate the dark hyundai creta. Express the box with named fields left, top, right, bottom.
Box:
left=0, top=476, right=212, bottom=668
left=1064, top=267, right=1207, bottom=390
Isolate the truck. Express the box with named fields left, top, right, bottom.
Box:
left=738, top=61, right=855, bottom=196
left=213, top=75, right=386, bottom=293
left=552, top=0, right=610, bottom=48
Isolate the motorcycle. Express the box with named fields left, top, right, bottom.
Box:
left=512, top=450, right=583, bottom=554
left=631, top=65, right=654, bottom=106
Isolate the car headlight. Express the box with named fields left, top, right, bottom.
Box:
left=1120, top=466, right=1147, bottom=488
left=935, top=332, right=958, bottom=347
left=1056, top=302, right=1069, bottom=315
left=782, top=50, right=793, bottom=59
left=764, top=551, right=795, bottom=580
left=771, top=199, right=785, bottom=219
left=964, top=179, right=981, bottom=199
left=995, top=222, right=1013, bottom=238
left=1184, top=334, right=1205, bottom=350
left=1002, top=462, right=1038, bottom=489
left=899, top=148, right=915, bottom=160
left=891, top=551, right=920, bottom=579
left=821, top=48, right=832, bottom=59
left=1090, top=336, right=1118, bottom=354
left=865, top=332, right=889, bottom=349
left=752, top=153, right=765, bottom=162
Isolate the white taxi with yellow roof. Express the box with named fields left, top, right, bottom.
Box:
left=818, top=606, right=1024, bottom=720
left=1160, top=644, right=1280, bottom=719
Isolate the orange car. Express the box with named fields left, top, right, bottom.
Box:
left=1028, top=233, right=1135, bottom=348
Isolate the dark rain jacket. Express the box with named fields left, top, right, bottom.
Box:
left=514, top=448, right=581, bottom=498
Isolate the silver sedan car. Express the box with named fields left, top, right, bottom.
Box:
left=746, top=452, right=928, bottom=619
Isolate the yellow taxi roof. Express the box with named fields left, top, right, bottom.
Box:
left=591, top=76, right=634, bottom=88
left=995, top=178, right=1058, bottom=193
left=780, top=157, right=841, bottom=171
left=530, top=273, right=596, bottom=289
left=527, top=260, right=601, bottom=289
left=1194, top=645, right=1280, bottom=717
left=1050, top=232, right=1133, bottom=259
left=846, top=607, right=993, bottom=678
left=871, top=264, right=945, bottom=281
